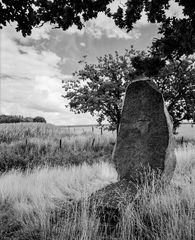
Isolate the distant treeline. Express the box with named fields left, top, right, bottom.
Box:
left=0, top=115, right=46, bottom=124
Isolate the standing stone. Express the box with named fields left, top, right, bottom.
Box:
left=88, top=79, right=176, bottom=236
left=112, top=79, right=176, bottom=183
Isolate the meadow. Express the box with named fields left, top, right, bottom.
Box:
left=0, top=122, right=194, bottom=240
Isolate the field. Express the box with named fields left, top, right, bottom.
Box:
left=0, top=122, right=194, bottom=240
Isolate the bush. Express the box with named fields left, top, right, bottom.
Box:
left=33, top=117, right=46, bottom=123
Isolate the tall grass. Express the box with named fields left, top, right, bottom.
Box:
left=0, top=162, right=118, bottom=239
left=0, top=144, right=194, bottom=240
left=0, top=123, right=71, bottom=143
left=0, top=123, right=115, bottom=172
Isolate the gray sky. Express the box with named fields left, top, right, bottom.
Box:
left=0, top=1, right=183, bottom=125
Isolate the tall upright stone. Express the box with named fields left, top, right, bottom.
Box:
left=112, top=79, right=176, bottom=183
left=88, top=79, right=177, bottom=236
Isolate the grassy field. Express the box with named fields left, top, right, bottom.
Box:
left=0, top=123, right=115, bottom=172
left=0, top=123, right=194, bottom=240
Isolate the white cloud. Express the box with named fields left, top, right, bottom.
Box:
left=0, top=26, right=97, bottom=125
left=0, top=100, right=96, bottom=125
left=66, top=12, right=141, bottom=40
left=101, top=0, right=185, bottom=29
left=3, top=22, right=52, bottom=45
left=80, top=42, right=86, bottom=47
left=165, top=0, right=185, bottom=18
left=109, top=0, right=127, bottom=13
left=0, top=26, right=73, bottom=124
left=1, top=26, right=62, bottom=77
left=109, top=0, right=149, bottom=27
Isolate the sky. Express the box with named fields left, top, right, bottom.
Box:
left=0, top=0, right=184, bottom=125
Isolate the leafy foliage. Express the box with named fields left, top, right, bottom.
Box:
left=33, top=116, right=47, bottom=123
left=110, top=0, right=195, bottom=59
left=0, top=0, right=113, bottom=36
left=63, top=49, right=140, bottom=131
left=0, top=115, right=46, bottom=124
left=152, top=58, right=195, bottom=129
left=1, top=0, right=195, bottom=58
left=151, top=17, right=195, bottom=59
left=63, top=50, right=195, bottom=131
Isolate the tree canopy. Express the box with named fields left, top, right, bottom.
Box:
left=1, top=0, right=195, bottom=58
left=63, top=50, right=195, bottom=132
left=0, top=115, right=47, bottom=124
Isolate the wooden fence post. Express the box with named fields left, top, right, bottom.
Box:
left=181, top=136, right=184, bottom=145
left=101, top=127, right=103, bottom=136
left=91, top=138, right=95, bottom=148
left=59, top=139, right=62, bottom=149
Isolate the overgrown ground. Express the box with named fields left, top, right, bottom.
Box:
left=0, top=123, right=194, bottom=240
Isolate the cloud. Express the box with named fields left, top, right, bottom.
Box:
left=109, top=0, right=149, bottom=27
left=80, top=42, right=86, bottom=47
left=4, top=22, right=52, bottom=44
left=0, top=26, right=75, bottom=124
left=0, top=100, right=96, bottom=126
left=107, top=0, right=185, bottom=28
left=1, top=27, right=62, bottom=78
left=66, top=12, right=141, bottom=40
left=165, top=0, right=185, bottom=18
left=0, top=27, right=96, bottom=125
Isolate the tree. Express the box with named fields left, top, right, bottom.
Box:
left=0, top=115, right=47, bottom=124
left=63, top=49, right=138, bottom=132
left=63, top=50, right=195, bottom=132
left=33, top=116, right=47, bottom=123
left=152, top=58, right=195, bottom=130
left=111, top=1, right=195, bottom=59
left=0, top=0, right=113, bottom=36
left=1, top=0, right=195, bottom=58
left=0, top=115, right=23, bottom=123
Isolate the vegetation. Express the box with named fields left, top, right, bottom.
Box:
left=0, top=123, right=114, bottom=172
left=0, top=115, right=47, bottom=124
left=1, top=0, right=195, bottom=59
left=33, top=116, right=47, bottom=123
left=64, top=50, right=195, bottom=131
left=0, top=122, right=194, bottom=240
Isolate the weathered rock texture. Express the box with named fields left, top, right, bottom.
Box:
left=89, top=179, right=137, bottom=235
left=89, top=79, right=176, bottom=235
left=112, top=79, right=176, bottom=183
left=90, top=179, right=137, bottom=209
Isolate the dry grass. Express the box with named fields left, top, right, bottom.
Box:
left=0, top=144, right=194, bottom=239
left=0, top=123, right=115, bottom=172
left=0, top=123, right=194, bottom=239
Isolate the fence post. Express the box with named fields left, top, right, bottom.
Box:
left=92, top=126, right=94, bottom=133
left=59, top=139, right=62, bottom=149
left=181, top=136, right=184, bottom=145
left=101, top=127, right=103, bottom=136
left=91, top=138, right=95, bottom=148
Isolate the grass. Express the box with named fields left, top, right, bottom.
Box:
left=0, top=123, right=194, bottom=239
left=0, top=123, right=115, bottom=172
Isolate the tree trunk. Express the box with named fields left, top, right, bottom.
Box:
left=116, top=123, right=120, bottom=136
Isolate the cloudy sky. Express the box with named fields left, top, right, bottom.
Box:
left=0, top=1, right=183, bottom=125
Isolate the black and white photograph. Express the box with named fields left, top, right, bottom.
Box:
left=0, top=0, right=195, bottom=239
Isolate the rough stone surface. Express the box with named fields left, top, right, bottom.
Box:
left=89, top=79, right=176, bottom=235
left=90, top=179, right=137, bottom=208
left=112, top=79, right=176, bottom=183
left=89, top=179, right=137, bottom=235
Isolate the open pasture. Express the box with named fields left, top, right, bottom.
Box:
left=0, top=122, right=194, bottom=240
left=59, top=123, right=195, bottom=141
